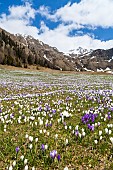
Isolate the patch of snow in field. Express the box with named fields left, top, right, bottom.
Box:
left=97, top=68, right=104, bottom=72
left=97, top=67, right=113, bottom=74
left=84, top=68, right=94, bottom=72
left=105, top=67, right=111, bottom=71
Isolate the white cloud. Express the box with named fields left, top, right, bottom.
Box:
left=36, top=0, right=113, bottom=52
left=8, top=3, right=35, bottom=19
left=38, top=22, right=113, bottom=53
left=0, top=1, right=113, bottom=53
left=0, top=3, right=39, bottom=37
left=38, top=0, right=113, bottom=28
left=37, top=5, right=58, bottom=22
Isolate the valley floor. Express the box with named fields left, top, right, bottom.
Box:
left=0, top=64, right=111, bottom=75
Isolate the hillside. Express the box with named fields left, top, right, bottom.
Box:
left=0, top=27, right=113, bottom=72
left=0, top=28, right=75, bottom=71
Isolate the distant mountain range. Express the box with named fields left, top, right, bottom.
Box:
left=0, top=27, right=113, bottom=72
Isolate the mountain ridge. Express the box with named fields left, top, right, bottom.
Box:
left=0, top=27, right=113, bottom=72
left=0, top=27, right=75, bottom=71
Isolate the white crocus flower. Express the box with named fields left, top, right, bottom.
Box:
left=12, top=160, right=16, bottom=167
left=43, top=129, right=46, bottom=133
left=20, top=155, right=24, bottom=160
left=105, top=128, right=108, bottom=134
left=24, top=165, right=28, bottom=170
left=105, top=114, right=108, bottom=118
left=64, top=166, right=68, bottom=170
left=99, top=130, right=102, bottom=136
left=9, top=166, right=13, bottom=170
left=24, top=159, right=28, bottom=165
left=39, top=120, right=43, bottom=125
left=29, top=144, right=33, bottom=149
left=82, top=131, right=86, bottom=137
left=82, top=128, right=84, bottom=132
left=75, top=125, right=79, bottom=130
left=4, top=128, right=6, bottom=132
left=39, top=129, right=42, bottom=134
left=110, top=137, right=113, bottom=144
left=72, top=130, right=75, bottom=134
left=62, top=110, right=72, bottom=118
left=35, top=138, right=38, bottom=142
left=109, top=130, right=112, bottom=135
left=32, top=167, right=35, bottom=170
left=25, top=134, right=29, bottom=139
left=65, top=139, right=68, bottom=145
left=35, top=122, right=37, bottom=126
left=79, top=133, right=81, bottom=138
left=94, top=140, right=98, bottom=144
left=100, top=136, right=102, bottom=140
left=110, top=124, right=113, bottom=128
left=95, top=123, right=98, bottom=127
left=45, top=144, right=48, bottom=150
left=47, top=132, right=50, bottom=136
left=57, top=118, right=61, bottom=123
left=29, top=136, right=33, bottom=142
left=104, top=118, right=106, bottom=121
left=55, top=134, right=58, bottom=139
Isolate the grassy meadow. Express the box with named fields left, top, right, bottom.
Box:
left=0, top=68, right=113, bottom=170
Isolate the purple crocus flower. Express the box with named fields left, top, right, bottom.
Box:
left=66, top=96, right=70, bottom=101
left=111, top=107, right=113, bottom=111
left=46, top=123, right=49, bottom=127
left=41, top=144, right=45, bottom=151
left=10, top=114, right=14, bottom=119
left=57, top=154, right=61, bottom=161
left=108, top=114, right=111, bottom=120
left=87, top=124, right=94, bottom=131
left=15, top=146, right=20, bottom=153
left=60, top=113, right=62, bottom=117
left=45, top=105, right=50, bottom=111
left=75, top=130, right=79, bottom=136
left=82, top=114, right=89, bottom=124
left=108, top=112, right=111, bottom=119
left=82, top=113, right=98, bottom=124
left=38, top=106, right=42, bottom=112
left=50, top=150, right=57, bottom=159
left=52, top=109, right=56, bottom=114
left=58, top=100, right=61, bottom=105
left=49, top=123, right=52, bottom=126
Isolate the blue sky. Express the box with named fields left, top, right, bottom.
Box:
left=0, top=0, right=113, bottom=53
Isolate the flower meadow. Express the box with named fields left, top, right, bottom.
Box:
left=0, top=69, right=113, bottom=170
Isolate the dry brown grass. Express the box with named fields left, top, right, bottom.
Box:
left=0, top=64, right=112, bottom=75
